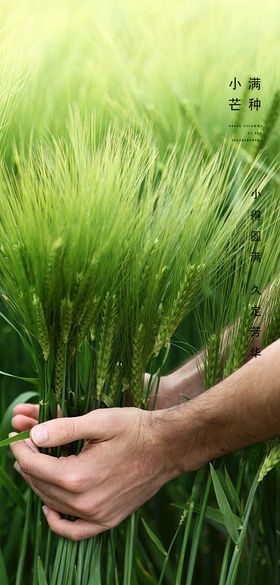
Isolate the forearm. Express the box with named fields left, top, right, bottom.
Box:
left=164, top=352, right=204, bottom=402
left=154, top=339, right=280, bottom=476
left=156, top=316, right=267, bottom=410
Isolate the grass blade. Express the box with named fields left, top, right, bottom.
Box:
left=0, top=548, right=8, bottom=585
left=37, top=557, right=49, bottom=585
left=210, top=464, right=239, bottom=544
left=141, top=517, right=167, bottom=557
left=0, top=431, right=30, bottom=448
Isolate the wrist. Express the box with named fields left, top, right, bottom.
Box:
left=152, top=340, right=280, bottom=479
left=152, top=389, right=230, bottom=477
left=151, top=403, right=204, bottom=478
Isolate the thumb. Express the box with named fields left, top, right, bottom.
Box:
left=30, top=409, right=110, bottom=448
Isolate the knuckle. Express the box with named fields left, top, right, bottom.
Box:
left=71, top=528, right=84, bottom=542
left=48, top=519, right=58, bottom=534
left=73, top=496, right=86, bottom=515
left=20, top=459, right=31, bottom=475
left=64, top=471, right=82, bottom=493
left=76, top=496, right=94, bottom=517
left=31, top=478, right=40, bottom=490
left=40, top=495, right=51, bottom=508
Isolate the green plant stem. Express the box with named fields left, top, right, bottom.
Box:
left=185, top=470, right=212, bottom=585
left=151, top=344, right=170, bottom=410
left=83, top=538, right=94, bottom=584
left=50, top=538, right=63, bottom=584
left=225, top=467, right=261, bottom=585
left=32, top=498, right=42, bottom=585
left=175, top=467, right=206, bottom=585
left=76, top=540, right=85, bottom=584
left=51, top=537, right=67, bottom=585
left=110, top=529, right=120, bottom=585
left=123, top=512, right=137, bottom=585
left=159, top=470, right=206, bottom=585
left=219, top=458, right=245, bottom=585
left=245, top=486, right=263, bottom=585
left=16, top=489, right=32, bottom=585
left=44, top=529, right=52, bottom=582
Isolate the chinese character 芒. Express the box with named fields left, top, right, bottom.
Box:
left=249, top=77, right=261, bottom=90
left=229, top=98, right=241, bottom=111
left=229, top=77, right=242, bottom=90
left=249, top=98, right=261, bottom=111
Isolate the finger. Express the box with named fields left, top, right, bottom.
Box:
left=9, top=433, right=65, bottom=484
left=15, top=463, right=74, bottom=513
left=12, top=415, right=38, bottom=432
left=14, top=463, right=75, bottom=516
left=25, top=438, right=40, bottom=453
left=13, top=404, right=39, bottom=418
left=30, top=409, right=115, bottom=448
left=13, top=403, right=62, bottom=419
left=42, top=507, right=107, bottom=540
left=15, top=459, right=77, bottom=505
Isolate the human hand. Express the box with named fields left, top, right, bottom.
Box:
left=10, top=407, right=179, bottom=541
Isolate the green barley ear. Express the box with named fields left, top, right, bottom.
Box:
left=54, top=338, right=65, bottom=401
left=258, top=438, right=280, bottom=482
left=108, top=363, right=123, bottom=404
left=153, top=264, right=202, bottom=357
left=255, top=88, right=280, bottom=155
left=262, top=276, right=280, bottom=348
left=54, top=297, right=73, bottom=399
left=60, top=297, right=73, bottom=344
left=73, top=271, right=84, bottom=300
left=204, top=333, right=221, bottom=389
left=72, top=296, right=98, bottom=355
left=32, top=293, right=50, bottom=360
left=131, top=323, right=144, bottom=407
left=44, top=237, right=63, bottom=304
left=96, top=293, right=116, bottom=400
left=223, top=303, right=254, bottom=378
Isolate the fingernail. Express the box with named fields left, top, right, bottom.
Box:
left=9, top=432, right=17, bottom=438
left=14, top=462, right=21, bottom=473
left=31, top=425, right=49, bottom=445
left=42, top=505, right=49, bottom=517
